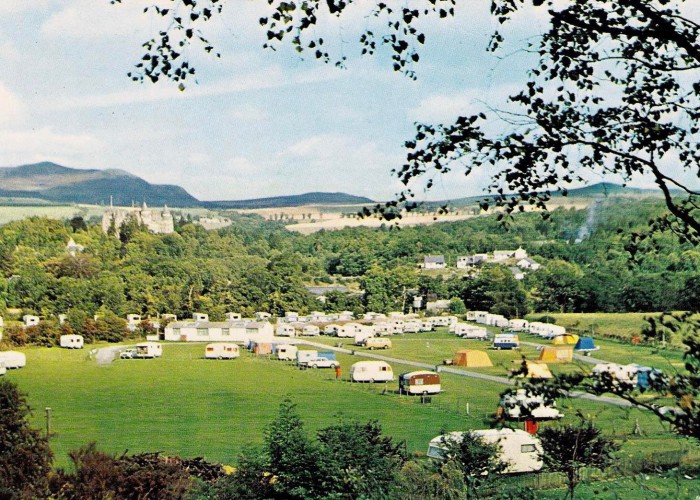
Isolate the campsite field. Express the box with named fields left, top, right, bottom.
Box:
left=4, top=335, right=694, bottom=472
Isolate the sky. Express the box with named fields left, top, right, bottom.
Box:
left=0, top=1, right=697, bottom=203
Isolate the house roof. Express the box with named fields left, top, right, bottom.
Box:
left=424, top=255, right=445, bottom=263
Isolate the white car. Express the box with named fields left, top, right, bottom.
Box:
left=120, top=348, right=138, bottom=359
left=306, top=357, right=339, bottom=369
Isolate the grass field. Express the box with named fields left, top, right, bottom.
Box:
left=5, top=332, right=696, bottom=476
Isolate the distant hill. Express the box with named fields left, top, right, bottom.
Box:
left=420, top=182, right=664, bottom=209
left=0, top=162, right=376, bottom=210
left=203, top=192, right=374, bottom=209
left=0, top=162, right=199, bottom=207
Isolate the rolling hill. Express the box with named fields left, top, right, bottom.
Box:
left=0, top=162, right=374, bottom=209
left=202, top=192, right=374, bottom=209
left=0, top=162, right=199, bottom=207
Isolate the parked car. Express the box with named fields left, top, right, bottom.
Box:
left=307, top=357, right=339, bottom=369
left=120, top=348, right=138, bottom=359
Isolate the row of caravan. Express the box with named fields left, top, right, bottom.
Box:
left=279, top=316, right=461, bottom=338
left=465, top=312, right=567, bottom=339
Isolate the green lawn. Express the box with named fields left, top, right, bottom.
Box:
left=5, top=335, right=698, bottom=482
left=7, top=344, right=499, bottom=468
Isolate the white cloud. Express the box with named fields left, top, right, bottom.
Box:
left=0, top=82, right=25, bottom=126
left=41, top=0, right=154, bottom=39
left=0, top=0, right=53, bottom=15
left=0, top=128, right=102, bottom=166
left=409, top=83, right=520, bottom=124
left=46, top=64, right=340, bottom=110
left=229, top=104, right=270, bottom=123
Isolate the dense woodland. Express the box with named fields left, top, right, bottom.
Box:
left=0, top=196, right=698, bottom=345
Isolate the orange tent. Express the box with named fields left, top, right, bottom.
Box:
left=538, top=346, right=573, bottom=363
left=453, top=349, right=493, bottom=368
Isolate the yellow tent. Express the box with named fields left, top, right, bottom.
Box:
left=525, top=361, right=553, bottom=379
left=512, top=360, right=553, bottom=379
left=453, top=349, right=493, bottom=368
left=539, top=346, right=574, bottom=363
left=552, top=334, right=579, bottom=345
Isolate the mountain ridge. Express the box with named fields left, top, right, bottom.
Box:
left=1, top=162, right=375, bottom=209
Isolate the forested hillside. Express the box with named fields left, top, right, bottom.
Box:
left=0, top=197, right=697, bottom=344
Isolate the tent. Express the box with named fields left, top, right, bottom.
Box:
left=574, top=336, right=599, bottom=353
left=252, top=342, right=273, bottom=355
left=453, top=349, right=493, bottom=368
left=552, top=334, right=579, bottom=345
left=512, top=360, right=553, bottom=379
left=538, top=346, right=573, bottom=363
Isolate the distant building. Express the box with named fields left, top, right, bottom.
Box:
left=102, top=201, right=174, bottom=237
left=490, top=247, right=528, bottom=263
left=456, top=254, right=488, bottom=268
left=423, top=255, right=446, bottom=269
left=517, top=257, right=541, bottom=271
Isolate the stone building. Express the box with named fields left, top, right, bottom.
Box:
left=102, top=202, right=174, bottom=236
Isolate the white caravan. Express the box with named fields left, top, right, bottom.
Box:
left=0, top=351, right=26, bottom=369
left=350, top=361, right=394, bottom=383
left=60, top=334, right=84, bottom=349
left=427, top=428, right=543, bottom=473
left=135, top=342, right=162, bottom=358
left=508, top=319, right=530, bottom=332
left=454, top=324, right=489, bottom=340
left=276, top=325, right=296, bottom=337
left=205, top=343, right=240, bottom=359
left=338, top=323, right=362, bottom=338
left=276, top=344, right=298, bottom=361
left=324, top=324, right=339, bottom=336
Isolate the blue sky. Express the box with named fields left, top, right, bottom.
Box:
left=1, top=1, right=694, bottom=202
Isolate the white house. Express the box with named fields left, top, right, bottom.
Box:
left=423, top=255, right=446, bottom=269
left=164, top=319, right=274, bottom=343
left=491, top=247, right=528, bottom=263
left=456, top=254, right=488, bottom=268
left=517, top=257, right=541, bottom=271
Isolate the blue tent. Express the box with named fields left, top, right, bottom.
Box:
left=574, top=337, right=598, bottom=353
left=628, top=364, right=662, bottom=390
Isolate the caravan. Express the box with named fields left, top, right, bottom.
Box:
left=454, top=324, right=488, bottom=340
left=276, top=344, right=298, bottom=361
left=399, top=371, right=441, bottom=395
left=205, top=343, right=240, bottom=359
left=0, top=351, right=26, bottom=369
left=427, top=429, right=543, bottom=473
left=60, top=334, right=84, bottom=349
left=135, top=342, right=162, bottom=358
left=493, top=334, right=520, bottom=350
left=350, top=361, right=394, bottom=383
left=276, top=325, right=296, bottom=337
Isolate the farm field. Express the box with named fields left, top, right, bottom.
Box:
left=5, top=336, right=695, bottom=474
